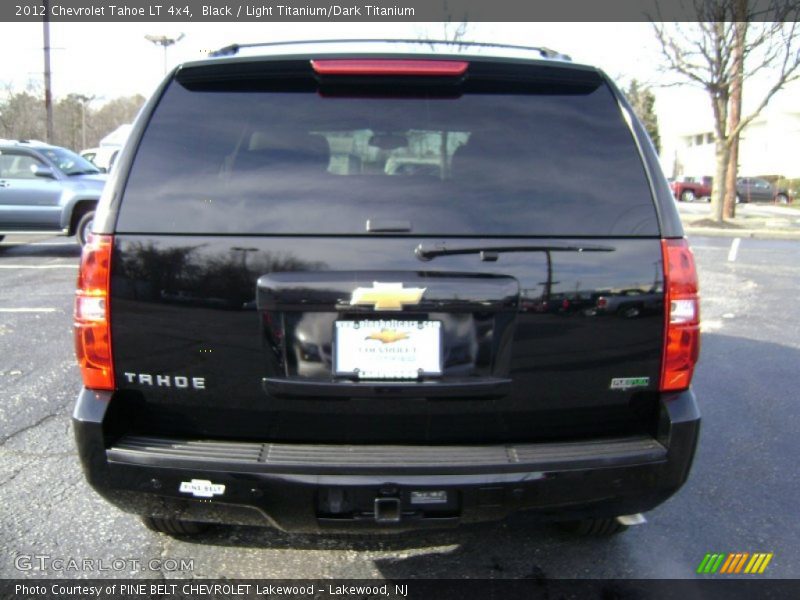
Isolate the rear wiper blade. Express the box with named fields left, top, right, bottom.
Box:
left=415, top=242, right=615, bottom=262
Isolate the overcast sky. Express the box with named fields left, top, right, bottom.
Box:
left=0, top=21, right=796, bottom=153
left=0, top=22, right=671, bottom=95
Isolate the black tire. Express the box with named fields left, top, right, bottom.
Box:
left=76, top=210, right=95, bottom=247
left=558, top=517, right=629, bottom=536
left=680, top=189, right=696, bottom=203
left=775, top=193, right=789, bottom=205
left=0, top=235, right=5, bottom=243
left=141, top=516, right=209, bottom=536
left=735, top=194, right=743, bottom=204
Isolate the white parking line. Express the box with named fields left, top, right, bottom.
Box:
left=727, top=238, right=741, bottom=262
left=0, top=264, right=78, bottom=269
left=700, top=319, right=723, bottom=332
left=0, top=308, right=58, bottom=313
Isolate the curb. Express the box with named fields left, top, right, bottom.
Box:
left=684, top=226, right=800, bottom=240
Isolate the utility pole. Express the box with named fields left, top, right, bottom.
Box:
left=145, top=33, right=185, bottom=75
left=42, top=0, right=54, bottom=143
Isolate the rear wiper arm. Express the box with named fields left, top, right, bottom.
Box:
left=415, top=242, right=615, bottom=262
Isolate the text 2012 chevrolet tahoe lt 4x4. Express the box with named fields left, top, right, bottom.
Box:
left=73, top=40, right=700, bottom=537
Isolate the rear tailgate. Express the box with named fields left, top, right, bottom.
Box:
left=110, top=235, right=664, bottom=443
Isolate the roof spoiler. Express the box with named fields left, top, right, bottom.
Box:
left=209, top=39, right=572, bottom=62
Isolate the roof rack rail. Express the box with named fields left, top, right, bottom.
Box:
left=0, top=139, right=48, bottom=146
left=209, top=39, right=572, bottom=62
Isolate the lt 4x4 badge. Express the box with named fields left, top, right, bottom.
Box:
left=610, top=377, right=650, bottom=391
left=179, top=479, right=225, bottom=498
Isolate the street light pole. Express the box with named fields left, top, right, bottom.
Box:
left=74, top=94, right=95, bottom=150
left=144, top=33, right=185, bottom=76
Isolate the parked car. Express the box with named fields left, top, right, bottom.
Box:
left=669, top=177, right=712, bottom=202
left=736, top=177, right=792, bottom=204
left=72, top=39, right=700, bottom=538
left=80, top=145, right=121, bottom=173
left=594, top=287, right=664, bottom=319
left=0, top=140, right=106, bottom=246
left=670, top=175, right=793, bottom=204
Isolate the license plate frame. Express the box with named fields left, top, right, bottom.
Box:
left=334, top=319, right=442, bottom=380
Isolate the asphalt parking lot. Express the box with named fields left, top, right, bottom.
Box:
left=1, top=233, right=798, bottom=580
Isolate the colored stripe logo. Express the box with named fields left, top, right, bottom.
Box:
left=697, top=552, right=773, bottom=574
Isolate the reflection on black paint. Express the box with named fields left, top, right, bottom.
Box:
left=517, top=248, right=664, bottom=319
left=112, top=240, right=327, bottom=310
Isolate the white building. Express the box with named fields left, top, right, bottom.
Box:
left=658, top=78, right=800, bottom=180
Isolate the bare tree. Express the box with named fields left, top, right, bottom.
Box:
left=54, top=94, right=84, bottom=150
left=0, top=87, right=144, bottom=150
left=0, top=83, right=46, bottom=141
left=91, top=95, right=145, bottom=146
left=439, top=20, right=469, bottom=45
left=654, top=1, right=800, bottom=221
left=415, top=3, right=470, bottom=47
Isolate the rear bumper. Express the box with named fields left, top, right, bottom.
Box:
left=73, top=388, right=700, bottom=533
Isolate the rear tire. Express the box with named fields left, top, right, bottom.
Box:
left=558, top=517, right=629, bottom=536
left=76, top=210, right=95, bottom=247
left=775, top=193, right=789, bottom=204
left=680, top=189, right=695, bottom=203
left=141, top=516, right=209, bottom=536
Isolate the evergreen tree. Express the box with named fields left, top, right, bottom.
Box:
left=626, top=79, right=661, bottom=154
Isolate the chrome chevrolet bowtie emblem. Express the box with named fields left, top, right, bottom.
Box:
left=365, top=329, right=411, bottom=344
left=349, top=282, right=426, bottom=311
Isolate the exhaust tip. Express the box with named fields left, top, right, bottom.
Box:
left=616, top=513, right=647, bottom=526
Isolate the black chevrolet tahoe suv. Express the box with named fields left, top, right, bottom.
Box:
left=73, top=40, right=700, bottom=537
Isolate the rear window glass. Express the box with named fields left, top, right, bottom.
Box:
left=117, top=68, right=658, bottom=236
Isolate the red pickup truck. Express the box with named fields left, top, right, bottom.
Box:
left=669, top=178, right=712, bottom=202
left=670, top=176, right=794, bottom=204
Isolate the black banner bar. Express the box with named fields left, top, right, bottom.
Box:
left=1, top=0, right=796, bottom=22
left=3, top=579, right=800, bottom=600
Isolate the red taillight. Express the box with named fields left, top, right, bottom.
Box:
left=661, top=238, right=700, bottom=392
left=310, top=59, right=469, bottom=76
left=74, top=234, right=114, bottom=390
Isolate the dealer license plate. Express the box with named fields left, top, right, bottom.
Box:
left=334, top=320, right=442, bottom=379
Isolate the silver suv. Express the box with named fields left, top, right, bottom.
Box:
left=0, top=140, right=107, bottom=246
